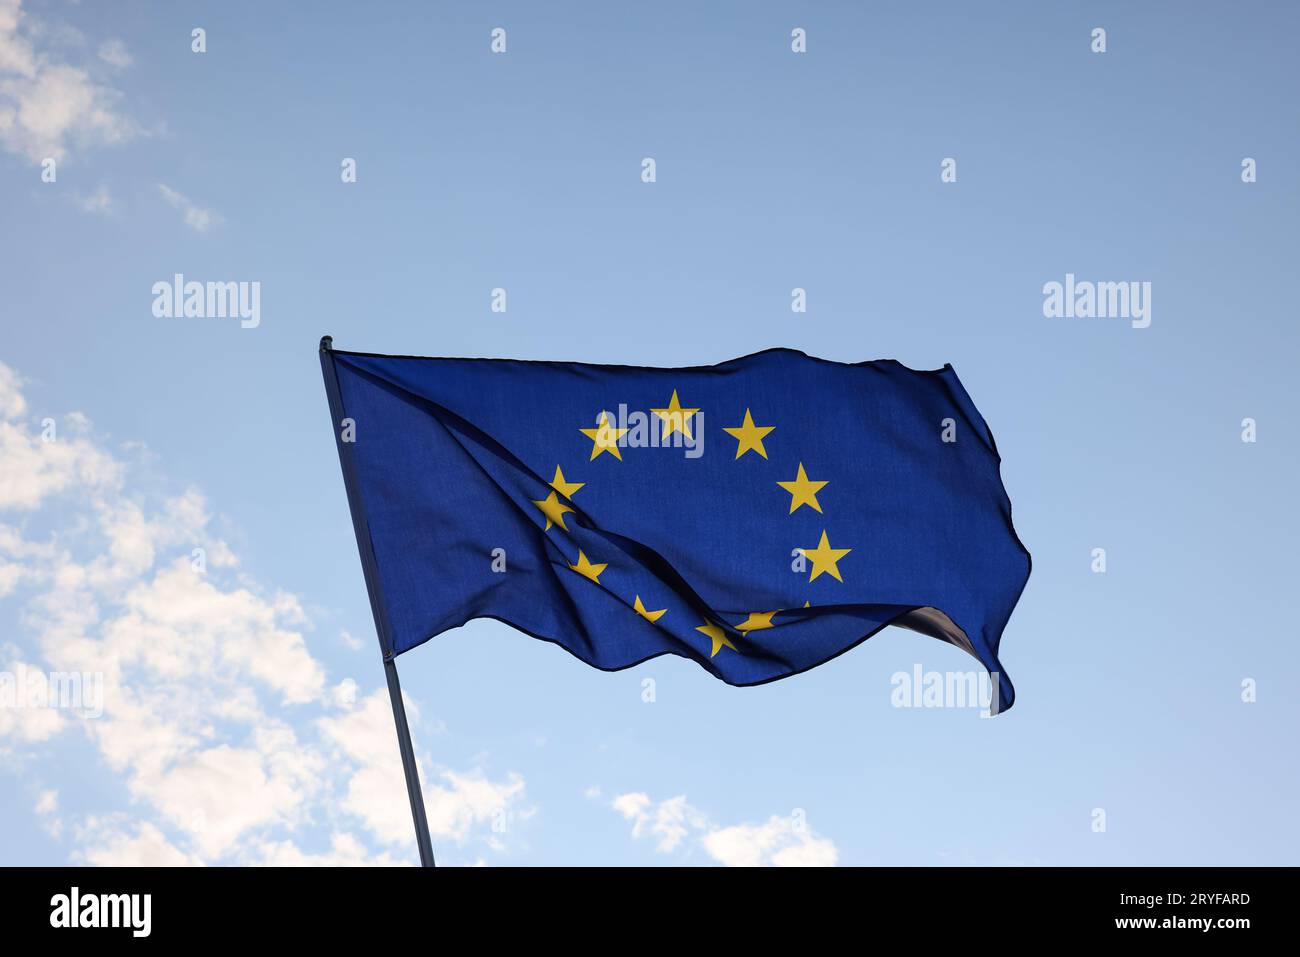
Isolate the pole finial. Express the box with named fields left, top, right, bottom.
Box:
left=319, top=335, right=334, bottom=353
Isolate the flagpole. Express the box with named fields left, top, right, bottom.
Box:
left=319, top=335, right=436, bottom=867
left=384, top=656, right=437, bottom=867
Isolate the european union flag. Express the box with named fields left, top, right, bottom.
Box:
left=320, top=340, right=1030, bottom=712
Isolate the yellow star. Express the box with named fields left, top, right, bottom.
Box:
left=549, top=465, right=584, bottom=499
left=580, top=412, right=628, bottom=461
left=568, top=550, right=607, bottom=584
left=633, top=596, right=666, bottom=623
left=531, top=490, right=574, bottom=531
left=736, top=611, right=778, bottom=632
left=695, top=620, right=736, bottom=658
left=723, top=408, right=774, bottom=459
left=777, top=463, right=828, bottom=514
left=649, top=389, right=700, bottom=440
left=802, top=530, right=851, bottom=583
left=803, top=601, right=811, bottom=608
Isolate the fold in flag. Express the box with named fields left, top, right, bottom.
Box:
left=320, top=342, right=1031, bottom=713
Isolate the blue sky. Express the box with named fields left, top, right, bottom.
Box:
left=1, top=0, right=1297, bottom=865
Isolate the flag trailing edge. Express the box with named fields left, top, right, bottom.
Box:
left=320, top=339, right=1031, bottom=713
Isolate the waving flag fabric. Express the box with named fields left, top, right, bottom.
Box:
left=320, top=342, right=1031, bottom=712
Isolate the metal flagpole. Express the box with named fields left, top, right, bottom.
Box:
left=319, top=335, right=436, bottom=867
left=384, top=657, right=436, bottom=867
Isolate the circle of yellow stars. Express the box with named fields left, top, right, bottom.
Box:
left=526, top=389, right=853, bottom=661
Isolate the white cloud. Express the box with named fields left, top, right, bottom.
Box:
left=611, top=792, right=839, bottom=867
left=702, top=815, right=838, bottom=867
left=71, top=183, right=112, bottom=214
left=0, top=0, right=141, bottom=163
left=0, top=525, right=47, bottom=586
left=35, top=787, right=61, bottom=837
left=0, top=359, right=526, bottom=865
left=0, top=416, right=121, bottom=511
left=76, top=819, right=202, bottom=867
left=138, top=735, right=324, bottom=859
left=0, top=0, right=37, bottom=76
left=96, top=560, right=326, bottom=705
left=253, top=832, right=408, bottom=867
left=157, top=183, right=222, bottom=232
left=425, top=769, right=526, bottom=844
left=97, top=38, right=131, bottom=70
left=612, top=792, right=705, bottom=853
left=330, top=677, right=359, bottom=709
left=0, top=659, right=66, bottom=743
left=0, top=363, right=27, bottom=419
left=319, top=687, right=526, bottom=847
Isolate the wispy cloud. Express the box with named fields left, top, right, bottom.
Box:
left=96, top=38, right=131, bottom=70
left=70, top=183, right=112, bottom=214
left=158, top=183, right=222, bottom=232
left=34, top=788, right=61, bottom=838
left=610, top=792, right=839, bottom=866
left=0, top=0, right=141, bottom=163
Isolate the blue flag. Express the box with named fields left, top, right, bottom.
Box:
left=320, top=342, right=1030, bottom=712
